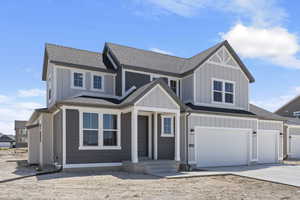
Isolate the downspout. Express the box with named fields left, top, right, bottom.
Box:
left=185, top=112, right=192, bottom=171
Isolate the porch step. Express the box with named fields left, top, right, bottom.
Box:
left=122, top=160, right=179, bottom=175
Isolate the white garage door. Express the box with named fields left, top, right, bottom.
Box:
left=195, top=127, right=251, bottom=168
left=290, top=135, right=300, bottom=159
left=258, top=130, right=278, bottom=164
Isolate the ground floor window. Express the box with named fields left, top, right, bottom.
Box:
left=161, top=115, right=174, bottom=137
left=79, top=111, right=121, bottom=150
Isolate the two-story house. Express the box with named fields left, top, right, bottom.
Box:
left=26, top=41, right=285, bottom=171
left=275, top=96, right=300, bottom=159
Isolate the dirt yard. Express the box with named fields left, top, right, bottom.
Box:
left=0, top=149, right=300, bottom=200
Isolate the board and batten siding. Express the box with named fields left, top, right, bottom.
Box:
left=194, top=62, right=249, bottom=110
left=55, top=67, right=115, bottom=102
left=65, top=109, right=131, bottom=164
left=181, top=74, right=194, bottom=103
left=258, top=121, right=283, bottom=132
left=157, top=114, right=175, bottom=160
left=289, top=127, right=300, bottom=135
left=136, top=86, right=179, bottom=110
left=187, top=114, right=257, bottom=164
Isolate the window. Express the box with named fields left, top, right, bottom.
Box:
left=48, top=73, right=52, bottom=100
left=170, top=80, right=177, bottom=95
left=294, top=111, right=300, bottom=118
left=103, top=114, right=118, bottom=146
left=80, top=111, right=121, bottom=150
left=161, top=116, right=174, bottom=137
left=212, top=79, right=235, bottom=104
left=72, top=72, right=85, bottom=88
left=83, top=113, right=99, bottom=146
left=92, top=74, right=104, bottom=91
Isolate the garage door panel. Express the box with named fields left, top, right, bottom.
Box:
left=290, top=135, right=300, bottom=159
left=196, top=128, right=250, bottom=167
left=258, top=130, right=277, bottom=164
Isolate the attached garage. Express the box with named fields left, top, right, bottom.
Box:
left=195, top=127, right=252, bottom=167
left=290, top=135, right=300, bottom=159
left=258, top=130, right=278, bottom=164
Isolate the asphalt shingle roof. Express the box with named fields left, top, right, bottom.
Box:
left=249, top=104, right=285, bottom=121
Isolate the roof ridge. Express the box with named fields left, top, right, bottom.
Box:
left=45, top=43, right=102, bottom=55
left=187, top=40, right=226, bottom=60
left=106, top=42, right=186, bottom=60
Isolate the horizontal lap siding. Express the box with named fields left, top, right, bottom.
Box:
left=258, top=121, right=283, bottom=132
left=157, top=114, right=175, bottom=160
left=66, top=109, right=131, bottom=164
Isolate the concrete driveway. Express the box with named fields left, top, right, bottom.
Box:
left=200, top=164, right=300, bottom=187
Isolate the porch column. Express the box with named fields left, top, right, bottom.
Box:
left=175, top=111, right=181, bottom=162
left=131, top=108, right=138, bottom=163
left=153, top=112, right=158, bottom=160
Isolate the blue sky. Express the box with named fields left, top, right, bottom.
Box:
left=0, top=0, right=300, bottom=134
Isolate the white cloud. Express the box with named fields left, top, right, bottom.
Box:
left=149, top=47, right=174, bottom=55
left=221, top=24, right=300, bottom=69
left=251, top=86, right=300, bottom=112
left=18, top=89, right=45, bottom=97
left=0, top=93, right=44, bottom=135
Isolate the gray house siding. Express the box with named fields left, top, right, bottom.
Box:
left=136, top=85, right=179, bottom=109
left=289, top=127, right=300, bottom=136
left=115, top=66, right=123, bottom=96
left=55, top=67, right=115, bottom=102
left=65, top=109, right=131, bottom=164
left=125, top=71, right=151, bottom=92
left=194, top=62, right=249, bottom=110
left=53, top=111, right=63, bottom=165
left=181, top=75, right=194, bottom=103
left=157, top=114, right=175, bottom=160
left=180, top=114, right=187, bottom=162
left=258, top=121, right=283, bottom=132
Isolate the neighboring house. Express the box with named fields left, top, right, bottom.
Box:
left=26, top=41, right=285, bottom=170
left=0, top=135, right=15, bottom=148
left=15, top=120, right=28, bottom=147
left=275, top=96, right=300, bottom=159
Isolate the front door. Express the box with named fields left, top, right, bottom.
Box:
left=138, top=115, right=148, bottom=158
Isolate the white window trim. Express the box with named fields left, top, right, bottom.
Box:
left=71, top=70, right=86, bottom=89
left=161, top=115, right=174, bottom=137
left=79, top=110, right=121, bottom=150
left=48, top=71, right=52, bottom=101
left=90, top=72, right=105, bottom=92
left=211, top=78, right=235, bottom=105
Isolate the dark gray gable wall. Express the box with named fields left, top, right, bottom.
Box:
left=157, top=114, right=175, bottom=160
left=65, top=109, right=131, bottom=164
left=125, top=71, right=151, bottom=91
left=275, top=96, right=300, bottom=117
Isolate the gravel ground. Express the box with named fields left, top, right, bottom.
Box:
left=1, top=149, right=300, bottom=200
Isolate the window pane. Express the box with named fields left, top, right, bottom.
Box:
left=83, top=130, right=98, bottom=146
left=213, top=91, right=222, bottom=102
left=225, top=82, right=233, bottom=93
left=213, top=81, right=222, bottom=91
left=225, top=93, right=233, bottom=103
left=83, top=113, right=98, bottom=129
left=103, top=131, right=117, bottom=146
left=170, top=80, right=177, bottom=94
left=93, top=75, right=102, bottom=89
left=103, top=114, right=117, bottom=129
left=163, top=117, right=172, bottom=134
left=74, top=72, right=83, bottom=87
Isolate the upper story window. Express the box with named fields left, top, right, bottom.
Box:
left=151, top=75, right=179, bottom=96
left=72, top=71, right=85, bottom=89
left=212, top=79, right=235, bottom=104
left=92, top=74, right=104, bottom=91
left=170, top=80, right=178, bottom=95
left=161, top=115, right=174, bottom=137
left=294, top=111, right=300, bottom=118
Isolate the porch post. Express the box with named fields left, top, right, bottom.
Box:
left=131, top=108, right=138, bottom=163
left=153, top=112, right=158, bottom=160
left=175, top=111, right=181, bottom=162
